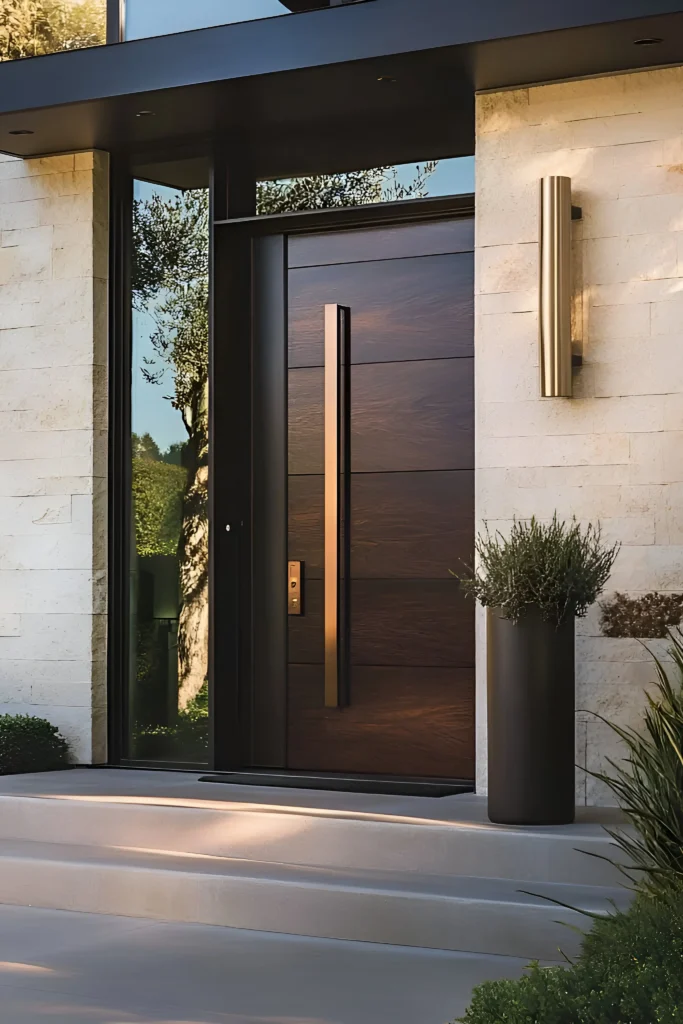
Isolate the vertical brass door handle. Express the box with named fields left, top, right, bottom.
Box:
left=324, top=304, right=351, bottom=708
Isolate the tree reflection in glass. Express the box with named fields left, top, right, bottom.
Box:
left=130, top=184, right=210, bottom=762
left=0, top=0, right=106, bottom=61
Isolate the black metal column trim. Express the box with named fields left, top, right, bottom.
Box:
left=106, top=156, right=133, bottom=764
left=209, top=155, right=258, bottom=770
left=106, top=0, right=125, bottom=44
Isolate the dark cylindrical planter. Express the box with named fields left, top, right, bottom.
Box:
left=487, top=608, right=575, bottom=826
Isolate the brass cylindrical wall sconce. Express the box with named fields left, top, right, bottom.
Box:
left=539, top=176, right=573, bottom=398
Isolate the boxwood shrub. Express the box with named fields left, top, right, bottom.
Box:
left=0, top=714, right=70, bottom=775
left=457, top=886, right=683, bottom=1024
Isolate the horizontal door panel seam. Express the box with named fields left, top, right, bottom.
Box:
left=288, top=467, right=475, bottom=477
left=287, top=354, right=474, bottom=370
left=288, top=249, right=474, bottom=271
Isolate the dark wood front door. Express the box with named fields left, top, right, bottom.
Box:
left=286, top=216, right=475, bottom=780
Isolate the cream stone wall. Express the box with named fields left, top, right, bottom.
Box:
left=475, top=67, right=683, bottom=804
left=0, top=151, right=108, bottom=762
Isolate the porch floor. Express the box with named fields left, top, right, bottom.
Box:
left=0, top=766, right=627, bottom=832
left=0, top=769, right=631, bottom=1022
left=0, top=903, right=534, bottom=1024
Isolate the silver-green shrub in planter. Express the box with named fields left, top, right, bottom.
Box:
left=0, top=714, right=71, bottom=775
left=459, top=515, right=619, bottom=825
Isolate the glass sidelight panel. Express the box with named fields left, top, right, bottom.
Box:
left=124, top=0, right=369, bottom=41
left=0, top=0, right=105, bottom=61
left=127, top=174, right=210, bottom=763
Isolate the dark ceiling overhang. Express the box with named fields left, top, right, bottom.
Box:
left=0, top=0, right=682, bottom=182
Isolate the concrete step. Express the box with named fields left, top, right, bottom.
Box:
left=0, top=837, right=629, bottom=960
left=0, top=786, right=630, bottom=888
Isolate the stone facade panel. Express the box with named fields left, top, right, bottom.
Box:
left=0, top=152, right=108, bottom=762
left=476, top=67, right=683, bottom=803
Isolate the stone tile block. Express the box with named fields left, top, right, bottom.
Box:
left=476, top=289, right=536, bottom=315
left=527, top=74, right=645, bottom=123
left=0, top=225, right=53, bottom=249
left=584, top=194, right=683, bottom=241
left=0, top=170, right=93, bottom=206
left=52, top=244, right=94, bottom=280
left=74, top=153, right=95, bottom=171
left=654, top=483, right=683, bottom=544
left=0, top=534, right=94, bottom=571
left=0, top=323, right=95, bottom=371
left=590, top=360, right=665, bottom=399
left=0, top=661, right=93, bottom=692
left=0, top=614, right=95, bottom=663
left=476, top=243, right=537, bottom=295
left=598, top=516, right=656, bottom=546
left=476, top=89, right=530, bottom=135
left=651, top=294, right=683, bottom=336
left=30, top=679, right=92, bottom=707
left=609, top=545, right=683, bottom=592
left=568, top=110, right=680, bottom=150
left=590, top=279, right=683, bottom=307
left=478, top=432, right=630, bottom=469
left=513, top=464, right=632, bottom=488
left=22, top=155, right=75, bottom=177
left=0, top=572, right=103, bottom=616
left=590, top=396, right=665, bottom=435
left=0, top=495, right=72, bottom=534
left=583, top=233, right=679, bottom=286
left=0, top=615, right=20, bottom=638
left=478, top=399, right=597, bottom=438
left=587, top=302, right=651, bottom=341
left=630, top=431, right=683, bottom=486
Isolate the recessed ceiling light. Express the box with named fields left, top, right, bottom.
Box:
left=634, top=37, right=663, bottom=46
left=135, top=110, right=155, bottom=118
left=8, top=129, right=34, bottom=136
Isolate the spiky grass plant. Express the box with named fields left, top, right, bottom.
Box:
left=589, top=632, right=683, bottom=896
left=458, top=514, right=619, bottom=626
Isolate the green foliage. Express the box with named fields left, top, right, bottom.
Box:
left=0, top=0, right=105, bottom=61
left=589, top=632, right=683, bottom=896
left=134, top=683, right=208, bottom=762
left=600, top=592, right=683, bottom=639
left=256, top=162, right=437, bottom=215
left=132, top=456, right=186, bottom=557
left=458, top=514, right=619, bottom=626
left=0, top=714, right=70, bottom=775
left=457, top=886, right=683, bottom=1024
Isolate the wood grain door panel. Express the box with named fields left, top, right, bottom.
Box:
left=351, top=470, right=474, bottom=579
left=289, top=253, right=474, bottom=368
left=289, top=359, right=474, bottom=475
left=289, top=470, right=474, bottom=580
left=288, top=665, right=475, bottom=778
left=289, top=579, right=475, bottom=668
left=288, top=219, right=475, bottom=269
left=285, top=217, right=475, bottom=779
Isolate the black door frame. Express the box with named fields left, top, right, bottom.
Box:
left=211, top=192, right=475, bottom=772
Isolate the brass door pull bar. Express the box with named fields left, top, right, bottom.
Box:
left=324, top=304, right=351, bottom=708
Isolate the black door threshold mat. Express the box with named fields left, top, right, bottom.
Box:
left=199, top=771, right=474, bottom=797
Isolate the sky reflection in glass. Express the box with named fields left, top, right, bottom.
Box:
left=125, top=0, right=295, bottom=39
